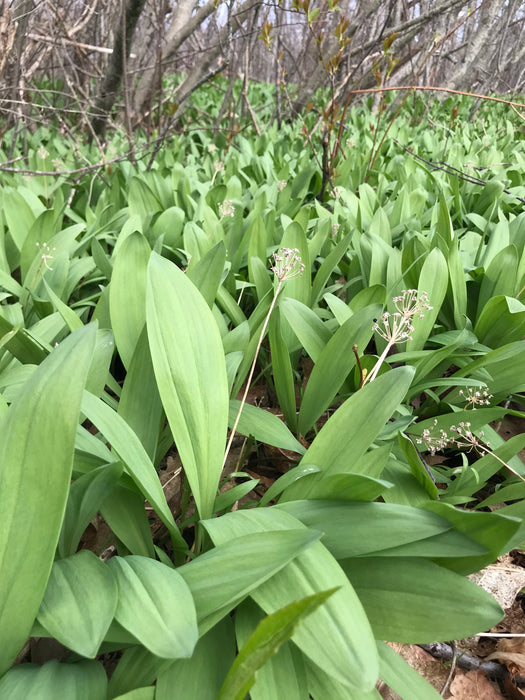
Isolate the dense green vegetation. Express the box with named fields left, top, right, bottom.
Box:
left=0, top=91, right=525, bottom=697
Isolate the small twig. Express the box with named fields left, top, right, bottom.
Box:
left=440, top=641, right=458, bottom=696
left=393, top=139, right=525, bottom=205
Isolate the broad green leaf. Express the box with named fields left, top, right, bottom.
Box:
left=156, top=617, right=236, bottom=700
left=101, top=485, right=156, bottom=558
left=421, top=501, right=520, bottom=574
left=306, top=654, right=381, bottom=699
left=109, top=231, right=151, bottom=369
left=108, top=556, right=198, bottom=658
left=186, top=241, right=226, bottom=307
left=377, top=641, right=441, bottom=700
left=304, top=473, right=393, bottom=502
left=179, top=530, right=320, bottom=634
left=397, top=432, right=438, bottom=500
left=235, top=600, right=308, bottom=700
left=43, top=278, right=83, bottom=331
left=203, top=508, right=378, bottom=691
left=0, top=660, right=106, bottom=700
left=0, top=324, right=96, bottom=675
left=476, top=244, right=518, bottom=320
left=107, top=647, right=173, bottom=699
left=447, top=238, right=468, bottom=329
left=474, top=295, right=525, bottom=348
left=277, top=500, right=453, bottom=558
left=3, top=187, right=40, bottom=253
left=280, top=297, right=331, bottom=362
left=282, top=367, right=414, bottom=500
left=118, top=327, right=163, bottom=461
left=311, top=233, right=353, bottom=307
left=341, top=556, right=503, bottom=642
left=213, top=479, right=259, bottom=513
left=37, top=551, right=117, bottom=658
left=406, top=248, right=448, bottom=351
left=58, top=462, right=122, bottom=558
left=80, top=391, right=186, bottom=557
left=146, top=252, right=228, bottom=519
left=259, top=465, right=321, bottom=507
left=279, top=222, right=310, bottom=306
left=229, top=400, right=305, bottom=454
left=218, top=589, right=336, bottom=700
left=269, top=308, right=297, bottom=432
left=113, top=689, right=155, bottom=700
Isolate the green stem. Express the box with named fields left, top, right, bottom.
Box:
left=222, top=279, right=283, bottom=470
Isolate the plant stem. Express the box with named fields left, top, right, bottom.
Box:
left=222, top=280, right=283, bottom=470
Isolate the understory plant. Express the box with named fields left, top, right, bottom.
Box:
left=0, top=94, right=524, bottom=698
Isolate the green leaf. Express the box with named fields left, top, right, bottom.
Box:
left=235, top=600, right=308, bottom=700
left=298, top=305, right=381, bottom=434
left=179, top=530, right=320, bottom=634
left=156, top=617, right=236, bottom=700
left=0, top=324, right=96, bottom=675
left=146, top=252, right=229, bottom=519
left=110, top=231, right=151, bottom=370
left=477, top=244, right=518, bottom=320
left=277, top=500, right=453, bottom=558
left=421, top=501, right=520, bottom=574
left=406, top=248, right=448, bottom=351
left=280, top=297, right=331, bottom=362
left=229, top=400, right=305, bottom=454
left=113, top=689, right=155, bottom=700
left=186, top=241, right=227, bottom=307
left=218, top=589, right=337, bottom=700
left=269, top=308, right=297, bottom=432
left=282, top=367, right=415, bottom=501
left=341, top=557, right=503, bottom=642
left=118, top=327, right=163, bottom=461
left=107, top=647, right=173, bottom=699
left=377, top=641, right=442, bottom=700
left=203, top=508, right=378, bottom=691
left=100, top=485, right=156, bottom=558
left=0, top=660, right=107, bottom=700
left=311, top=233, right=352, bottom=307
left=397, top=432, right=438, bottom=500
left=259, top=465, right=321, bottom=507
left=37, top=551, right=117, bottom=658
left=58, top=462, right=122, bottom=558
left=108, top=555, right=198, bottom=658
left=80, top=391, right=186, bottom=558
left=474, top=295, right=525, bottom=348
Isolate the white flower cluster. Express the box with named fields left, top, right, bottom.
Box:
left=219, top=200, right=235, bottom=220
left=416, top=419, right=488, bottom=456
left=459, top=387, right=492, bottom=409
left=372, top=290, right=432, bottom=344
left=35, top=241, right=55, bottom=271
left=270, top=247, right=305, bottom=282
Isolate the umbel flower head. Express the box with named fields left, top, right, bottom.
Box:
left=416, top=419, right=488, bottom=456
left=459, top=386, right=493, bottom=409
left=270, top=247, right=305, bottom=282
left=372, top=289, right=432, bottom=344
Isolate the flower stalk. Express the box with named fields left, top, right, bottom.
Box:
left=222, top=248, right=305, bottom=471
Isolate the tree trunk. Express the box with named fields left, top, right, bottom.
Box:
left=91, top=0, right=147, bottom=139
left=132, top=0, right=217, bottom=121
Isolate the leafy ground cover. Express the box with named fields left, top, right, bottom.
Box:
left=0, top=94, right=525, bottom=697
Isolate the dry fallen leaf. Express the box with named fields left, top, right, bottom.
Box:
left=449, top=669, right=503, bottom=699
left=486, top=638, right=525, bottom=677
